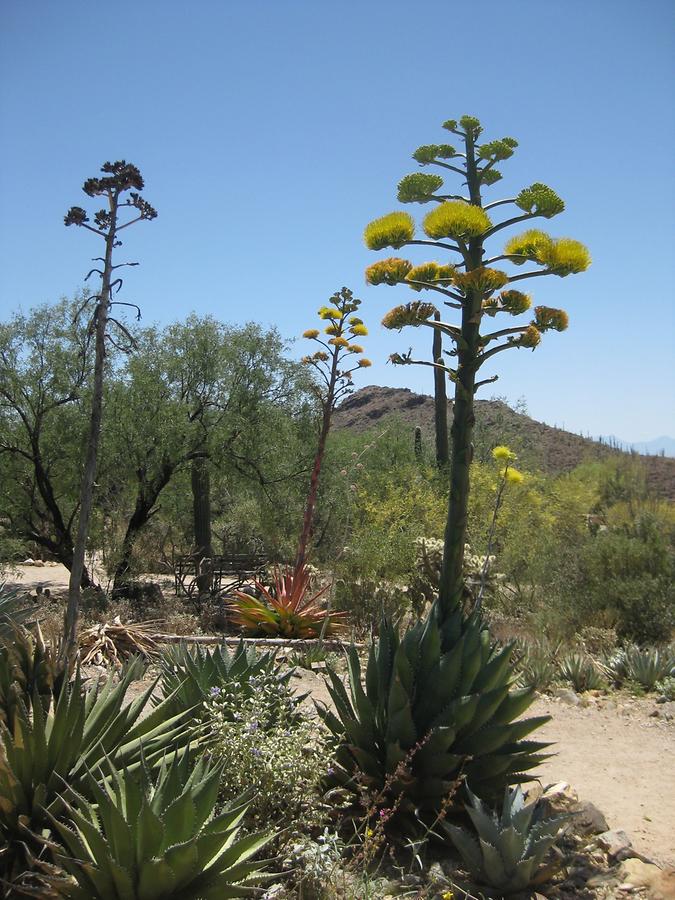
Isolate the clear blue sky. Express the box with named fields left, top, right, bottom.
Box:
left=1, top=0, right=673, bottom=441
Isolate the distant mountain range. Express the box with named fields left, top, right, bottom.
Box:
left=597, top=435, right=675, bottom=457
left=333, top=386, right=675, bottom=500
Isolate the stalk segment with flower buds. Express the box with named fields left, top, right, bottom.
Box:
left=363, top=115, right=590, bottom=616
left=295, top=287, right=371, bottom=573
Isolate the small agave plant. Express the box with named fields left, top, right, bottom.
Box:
left=558, top=652, right=605, bottom=693
left=621, top=645, right=675, bottom=691
left=49, top=753, right=273, bottom=899
left=441, top=785, right=569, bottom=896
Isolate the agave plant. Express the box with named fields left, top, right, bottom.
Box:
left=558, top=652, right=605, bottom=692
left=514, top=640, right=560, bottom=694
left=319, top=606, right=550, bottom=830
left=155, top=640, right=295, bottom=720
left=0, top=584, right=35, bottom=644
left=0, top=621, right=66, bottom=725
left=229, top=565, right=346, bottom=638
left=0, top=660, right=200, bottom=884
left=441, top=785, right=568, bottom=895
left=621, top=645, right=675, bottom=691
left=48, top=753, right=273, bottom=899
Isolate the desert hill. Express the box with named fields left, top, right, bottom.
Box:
left=333, top=386, right=675, bottom=500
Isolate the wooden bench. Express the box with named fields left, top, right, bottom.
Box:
left=174, top=553, right=268, bottom=597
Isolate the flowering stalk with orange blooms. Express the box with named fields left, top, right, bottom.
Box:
left=296, top=286, right=371, bottom=572
left=229, top=287, right=370, bottom=638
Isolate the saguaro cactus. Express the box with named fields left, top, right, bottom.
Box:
left=364, top=116, right=590, bottom=616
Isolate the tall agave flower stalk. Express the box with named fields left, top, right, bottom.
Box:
left=294, top=287, right=371, bottom=572
left=364, top=115, right=590, bottom=616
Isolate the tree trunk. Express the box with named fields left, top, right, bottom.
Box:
left=438, top=130, right=483, bottom=618
left=191, top=456, right=213, bottom=595
left=433, top=311, right=449, bottom=467
left=62, top=198, right=117, bottom=665
left=112, top=464, right=176, bottom=592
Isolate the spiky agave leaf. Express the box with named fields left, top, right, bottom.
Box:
left=318, top=605, right=551, bottom=830
left=48, top=753, right=274, bottom=899
left=228, top=566, right=346, bottom=639
left=0, top=662, right=201, bottom=885
left=155, top=640, right=295, bottom=720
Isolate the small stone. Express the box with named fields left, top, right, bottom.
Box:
left=573, top=800, right=609, bottom=835
left=597, top=829, right=632, bottom=858
left=554, top=688, right=581, bottom=706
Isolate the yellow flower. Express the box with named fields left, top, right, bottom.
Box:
left=492, top=445, right=515, bottom=463
left=358, top=358, right=372, bottom=367
left=324, top=324, right=340, bottom=336
left=318, top=306, right=341, bottom=320
left=381, top=301, right=436, bottom=330
left=328, top=336, right=349, bottom=348
left=442, top=892, right=454, bottom=900
left=350, top=323, right=368, bottom=336
left=365, top=827, right=374, bottom=838
left=534, top=306, right=569, bottom=332
left=302, top=329, right=320, bottom=339
left=348, top=344, right=364, bottom=354
left=423, top=200, right=491, bottom=241
left=504, top=467, right=524, bottom=484
left=365, top=257, right=412, bottom=286
left=519, top=324, right=541, bottom=349
left=364, top=211, right=415, bottom=250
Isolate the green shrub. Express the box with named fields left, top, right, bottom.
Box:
left=50, top=753, right=273, bottom=899
left=206, top=669, right=328, bottom=835
left=156, top=640, right=292, bottom=720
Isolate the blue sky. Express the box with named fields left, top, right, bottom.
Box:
left=1, top=0, right=673, bottom=441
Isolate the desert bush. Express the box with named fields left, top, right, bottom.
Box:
left=156, top=640, right=294, bottom=721
left=206, top=668, right=329, bottom=836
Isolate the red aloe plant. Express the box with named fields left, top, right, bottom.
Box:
left=229, top=566, right=347, bottom=638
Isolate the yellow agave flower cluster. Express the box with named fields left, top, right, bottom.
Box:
left=492, top=445, right=524, bottom=483
left=301, top=294, right=372, bottom=370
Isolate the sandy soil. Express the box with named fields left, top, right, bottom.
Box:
left=6, top=562, right=675, bottom=868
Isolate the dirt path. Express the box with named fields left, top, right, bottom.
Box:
left=531, top=693, right=674, bottom=868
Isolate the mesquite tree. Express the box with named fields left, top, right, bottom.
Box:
left=62, top=161, right=156, bottom=662
left=295, top=287, right=371, bottom=572
left=364, top=115, right=590, bottom=616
